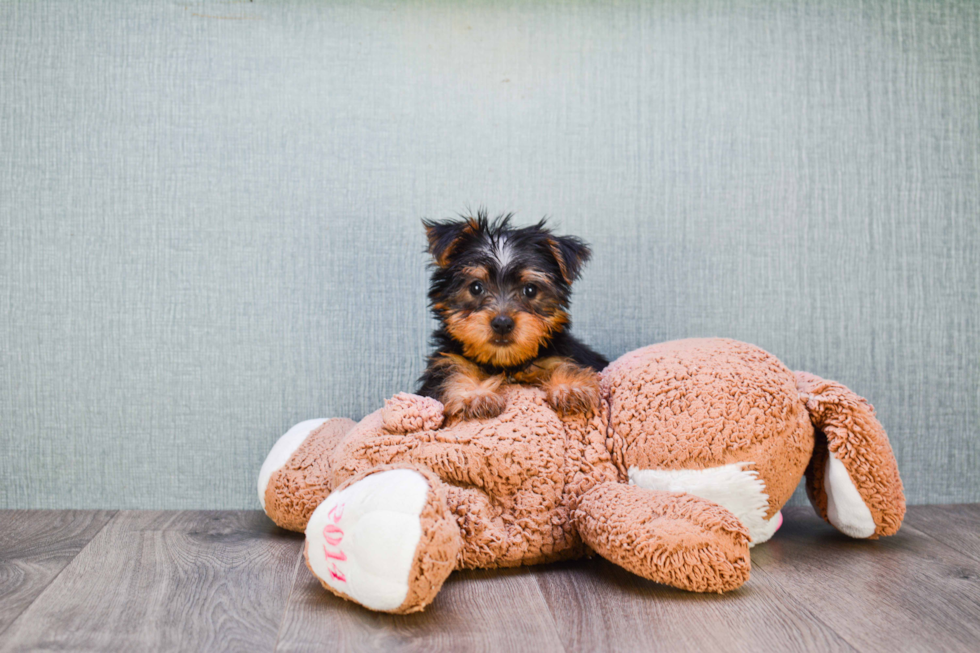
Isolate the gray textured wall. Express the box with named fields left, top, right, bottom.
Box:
left=1, top=0, right=977, bottom=509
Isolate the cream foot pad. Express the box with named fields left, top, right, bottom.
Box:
left=305, top=469, right=430, bottom=612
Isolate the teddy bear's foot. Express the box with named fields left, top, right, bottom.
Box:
left=628, top=463, right=783, bottom=547
left=304, top=467, right=461, bottom=614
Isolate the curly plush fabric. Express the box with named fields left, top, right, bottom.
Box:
left=382, top=392, right=445, bottom=434
left=602, top=338, right=814, bottom=517
left=304, top=465, right=462, bottom=614
left=260, top=337, right=906, bottom=613
left=264, top=417, right=356, bottom=532
left=329, top=388, right=617, bottom=568
left=575, top=482, right=751, bottom=593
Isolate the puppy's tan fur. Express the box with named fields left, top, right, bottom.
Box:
left=438, top=353, right=600, bottom=420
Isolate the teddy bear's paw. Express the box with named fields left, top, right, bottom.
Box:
left=546, top=377, right=601, bottom=417
left=382, top=392, right=445, bottom=433
left=304, top=469, right=458, bottom=613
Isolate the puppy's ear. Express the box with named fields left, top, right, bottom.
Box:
left=546, top=235, right=592, bottom=284
left=422, top=218, right=477, bottom=267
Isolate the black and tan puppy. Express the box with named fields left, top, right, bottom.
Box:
left=417, top=211, right=608, bottom=421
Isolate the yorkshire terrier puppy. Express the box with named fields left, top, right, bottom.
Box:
left=417, top=211, right=608, bottom=421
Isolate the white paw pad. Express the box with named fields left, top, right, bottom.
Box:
left=305, top=469, right=429, bottom=612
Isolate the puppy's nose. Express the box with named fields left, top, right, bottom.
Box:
left=490, top=315, right=515, bottom=335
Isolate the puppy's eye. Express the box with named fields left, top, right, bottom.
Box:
left=469, top=281, right=485, bottom=296
left=522, top=283, right=537, bottom=299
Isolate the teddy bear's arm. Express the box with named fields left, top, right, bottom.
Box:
left=397, top=440, right=524, bottom=496
left=332, top=423, right=513, bottom=496
left=379, top=392, right=522, bottom=494
left=574, top=482, right=751, bottom=593
left=382, top=392, right=446, bottom=433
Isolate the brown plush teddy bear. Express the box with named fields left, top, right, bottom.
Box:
left=258, top=338, right=905, bottom=614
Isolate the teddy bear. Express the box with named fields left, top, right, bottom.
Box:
left=257, top=338, right=905, bottom=614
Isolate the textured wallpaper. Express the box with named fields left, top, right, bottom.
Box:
left=1, top=0, right=977, bottom=508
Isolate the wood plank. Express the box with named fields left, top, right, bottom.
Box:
left=535, top=556, right=855, bottom=653
left=1, top=506, right=976, bottom=651
left=0, top=510, right=116, bottom=637
left=750, top=506, right=980, bottom=653
left=275, top=564, right=565, bottom=653
left=904, top=504, right=980, bottom=563
left=0, top=511, right=303, bottom=653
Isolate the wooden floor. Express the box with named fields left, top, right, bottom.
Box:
left=0, top=506, right=977, bottom=652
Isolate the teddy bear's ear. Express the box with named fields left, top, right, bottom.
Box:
left=546, top=234, right=592, bottom=284
left=422, top=218, right=479, bottom=267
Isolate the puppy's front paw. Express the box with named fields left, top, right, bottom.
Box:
left=442, top=378, right=507, bottom=421
left=546, top=375, right=601, bottom=417
left=459, top=388, right=507, bottom=420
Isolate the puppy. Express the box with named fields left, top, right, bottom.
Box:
left=417, top=211, right=608, bottom=421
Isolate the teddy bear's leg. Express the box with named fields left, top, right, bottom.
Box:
left=574, top=482, right=751, bottom=593
left=628, top=463, right=785, bottom=547
left=304, top=466, right=462, bottom=614
left=796, top=372, right=906, bottom=539
left=259, top=417, right=357, bottom=532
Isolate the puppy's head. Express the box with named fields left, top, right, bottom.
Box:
left=423, top=210, right=592, bottom=368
